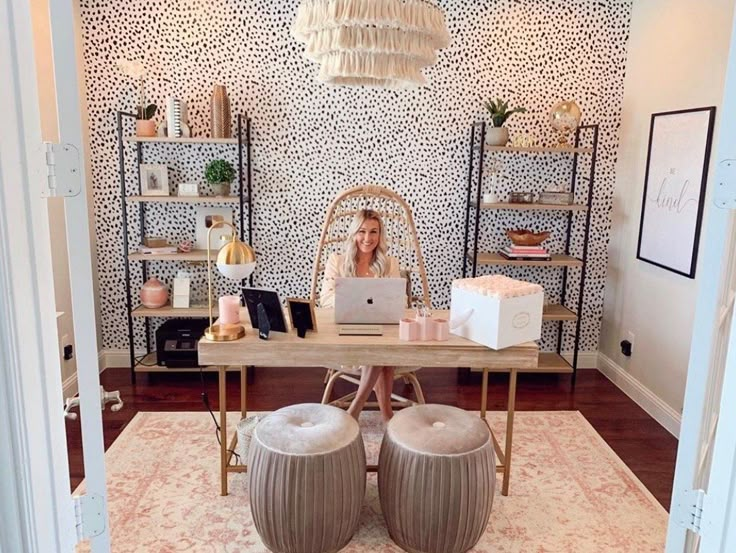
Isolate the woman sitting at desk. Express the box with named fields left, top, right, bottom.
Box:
left=320, top=208, right=400, bottom=422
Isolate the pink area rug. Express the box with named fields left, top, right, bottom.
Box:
left=76, top=411, right=667, bottom=552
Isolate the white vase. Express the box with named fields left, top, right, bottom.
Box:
left=485, top=127, right=509, bottom=146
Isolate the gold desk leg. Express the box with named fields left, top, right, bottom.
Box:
left=219, top=365, right=228, bottom=496
left=480, top=367, right=489, bottom=419
left=241, top=366, right=247, bottom=419
left=501, top=368, right=518, bottom=497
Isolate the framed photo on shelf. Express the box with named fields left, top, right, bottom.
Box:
left=194, top=207, right=233, bottom=250
left=636, top=106, right=716, bottom=278
left=287, top=298, right=317, bottom=338
left=139, top=164, right=170, bottom=196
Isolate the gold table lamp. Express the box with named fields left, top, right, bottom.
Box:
left=205, top=221, right=256, bottom=341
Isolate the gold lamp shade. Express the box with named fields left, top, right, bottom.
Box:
left=217, top=237, right=256, bottom=280
left=205, top=222, right=256, bottom=342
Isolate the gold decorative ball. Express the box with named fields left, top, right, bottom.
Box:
left=549, top=101, right=582, bottom=145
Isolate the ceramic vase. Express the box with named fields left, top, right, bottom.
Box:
left=485, top=127, right=509, bottom=146
left=210, top=181, right=231, bottom=197
left=210, top=84, right=231, bottom=139
left=140, top=277, right=168, bottom=308
left=136, top=119, right=156, bottom=137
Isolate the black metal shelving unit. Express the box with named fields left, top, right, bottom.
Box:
left=462, top=121, right=599, bottom=384
left=116, top=111, right=253, bottom=383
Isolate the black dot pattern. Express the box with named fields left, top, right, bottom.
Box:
left=79, top=0, right=632, bottom=351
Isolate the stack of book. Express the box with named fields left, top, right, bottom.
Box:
left=138, top=244, right=178, bottom=255
left=499, top=244, right=551, bottom=261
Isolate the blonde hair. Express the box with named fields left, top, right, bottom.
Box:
left=342, top=209, right=389, bottom=277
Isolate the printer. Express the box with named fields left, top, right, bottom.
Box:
left=155, top=318, right=209, bottom=368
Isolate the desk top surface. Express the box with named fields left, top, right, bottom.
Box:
left=198, top=308, right=539, bottom=370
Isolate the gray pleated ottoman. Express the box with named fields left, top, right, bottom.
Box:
left=248, top=403, right=366, bottom=553
left=378, top=404, right=495, bottom=553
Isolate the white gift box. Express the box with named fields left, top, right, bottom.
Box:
left=450, top=276, right=543, bottom=350
left=172, top=271, right=191, bottom=308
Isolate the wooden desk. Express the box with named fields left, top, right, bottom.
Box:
left=198, top=308, right=540, bottom=497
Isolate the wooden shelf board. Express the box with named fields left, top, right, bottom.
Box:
left=471, top=202, right=588, bottom=212
left=126, top=195, right=245, bottom=204
left=537, top=352, right=574, bottom=373
left=484, top=145, right=593, bottom=154
left=129, top=249, right=214, bottom=262
left=543, top=304, right=578, bottom=321
left=132, top=303, right=215, bottom=318
left=470, top=252, right=583, bottom=267
left=124, top=136, right=237, bottom=144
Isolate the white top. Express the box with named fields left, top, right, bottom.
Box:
left=320, top=252, right=401, bottom=308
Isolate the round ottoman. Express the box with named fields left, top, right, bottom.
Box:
left=248, top=403, right=366, bottom=553
left=378, top=404, right=495, bottom=553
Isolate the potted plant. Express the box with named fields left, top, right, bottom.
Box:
left=205, top=159, right=235, bottom=196
left=117, top=59, right=157, bottom=137
left=483, top=98, right=527, bottom=146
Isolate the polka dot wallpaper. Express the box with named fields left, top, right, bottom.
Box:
left=79, top=0, right=632, bottom=352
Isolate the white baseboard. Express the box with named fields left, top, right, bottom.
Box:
left=561, top=351, right=598, bottom=369
left=99, top=349, right=145, bottom=370
left=597, top=352, right=681, bottom=438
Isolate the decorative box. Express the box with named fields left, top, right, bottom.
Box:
left=178, top=182, right=199, bottom=197
left=509, top=191, right=535, bottom=204
left=539, top=191, right=574, bottom=205
left=450, top=275, right=543, bottom=350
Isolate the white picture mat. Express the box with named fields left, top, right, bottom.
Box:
left=194, top=207, right=233, bottom=250
left=139, top=163, right=169, bottom=196
left=638, top=110, right=713, bottom=276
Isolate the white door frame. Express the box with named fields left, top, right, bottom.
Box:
left=666, top=3, right=736, bottom=551
left=0, top=0, right=76, bottom=550
left=0, top=0, right=110, bottom=550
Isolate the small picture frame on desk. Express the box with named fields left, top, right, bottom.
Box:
left=140, top=164, right=170, bottom=196
left=242, top=288, right=287, bottom=339
left=287, top=298, right=317, bottom=338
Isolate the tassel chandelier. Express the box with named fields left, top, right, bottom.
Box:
left=292, top=0, right=450, bottom=88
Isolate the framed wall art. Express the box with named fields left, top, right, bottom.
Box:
left=636, top=106, right=716, bottom=278
left=139, top=163, right=170, bottom=196
left=194, top=206, right=233, bottom=250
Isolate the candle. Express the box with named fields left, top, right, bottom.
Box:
left=218, top=295, right=240, bottom=325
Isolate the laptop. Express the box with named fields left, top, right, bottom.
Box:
left=334, top=277, right=406, bottom=325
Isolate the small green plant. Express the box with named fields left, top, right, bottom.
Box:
left=483, top=98, right=527, bottom=128
left=137, top=104, right=157, bottom=120
left=205, top=159, right=235, bottom=183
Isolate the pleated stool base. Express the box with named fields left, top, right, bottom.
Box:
left=378, top=404, right=495, bottom=553
left=248, top=404, right=366, bottom=553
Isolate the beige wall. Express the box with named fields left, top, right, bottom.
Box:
left=600, top=0, right=735, bottom=426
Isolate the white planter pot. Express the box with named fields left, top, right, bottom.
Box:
left=485, top=127, right=509, bottom=146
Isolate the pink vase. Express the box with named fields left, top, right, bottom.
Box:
left=140, top=277, right=168, bottom=308
left=136, top=119, right=156, bottom=137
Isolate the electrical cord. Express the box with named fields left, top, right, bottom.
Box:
left=199, top=367, right=242, bottom=465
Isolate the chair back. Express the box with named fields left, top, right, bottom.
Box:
left=310, top=185, right=431, bottom=308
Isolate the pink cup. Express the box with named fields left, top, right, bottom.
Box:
left=417, top=315, right=436, bottom=342
left=433, top=319, right=449, bottom=341
left=399, top=318, right=419, bottom=341
left=218, top=295, right=241, bottom=325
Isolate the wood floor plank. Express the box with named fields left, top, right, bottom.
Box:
left=65, top=367, right=677, bottom=509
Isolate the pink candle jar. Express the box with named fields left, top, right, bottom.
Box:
left=433, top=318, right=449, bottom=341
left=140, top=277, right=168, bottom=308
left=399, top=318, right=419, bottom=341
left=218, top=295, right=241, bottom=325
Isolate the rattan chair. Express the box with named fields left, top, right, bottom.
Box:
left=311, top=184, right=430, bottom=409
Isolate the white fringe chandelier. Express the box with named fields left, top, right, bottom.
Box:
left=292, top=0, right=450, bottom=88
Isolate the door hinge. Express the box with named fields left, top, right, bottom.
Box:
left=676, top=489, right=707, bottom=535
left=714, top=158, right=736, bottom=210
left=43, top=142, right=81, bottom=198
left=73, top=493, right=106, bottom=541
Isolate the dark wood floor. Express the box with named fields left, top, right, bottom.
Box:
left=66, top=367, right=678, bottom=509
